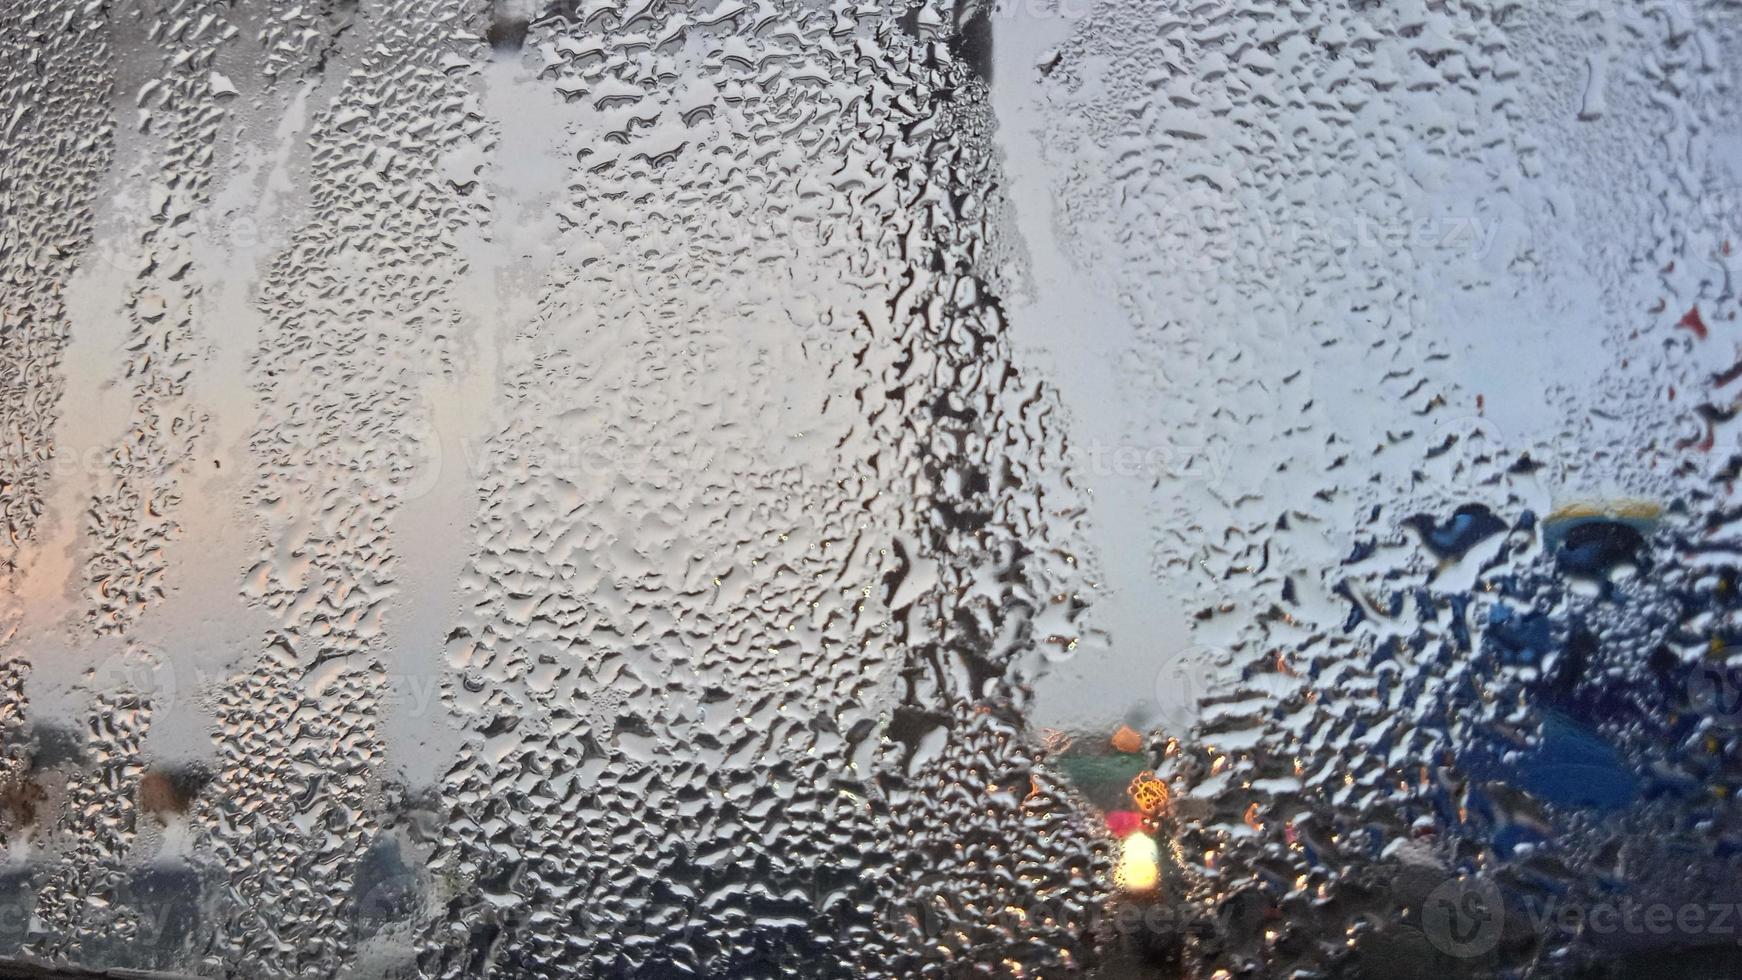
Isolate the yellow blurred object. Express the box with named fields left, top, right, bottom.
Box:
left=1110, top=724, right=1144, bottom=754
left=1113, top=832, right=1161, bottom=894
left=1548, top=500, right=1661, bottom=521
left=1128, top=771, right=1169, bottom=815
left=1243, top=802, right=1263, bottom=831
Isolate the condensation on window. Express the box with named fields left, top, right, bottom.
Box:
left=1, top=0, right=1740, bottom=978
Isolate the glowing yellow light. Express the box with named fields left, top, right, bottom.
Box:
left=1113, top=833, right=1161, bottom=894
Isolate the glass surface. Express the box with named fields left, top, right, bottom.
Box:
left=3, top=0, right=1742, bottom=977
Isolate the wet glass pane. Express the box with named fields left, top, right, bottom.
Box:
left=2, top=0, right=1741, bottom=977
